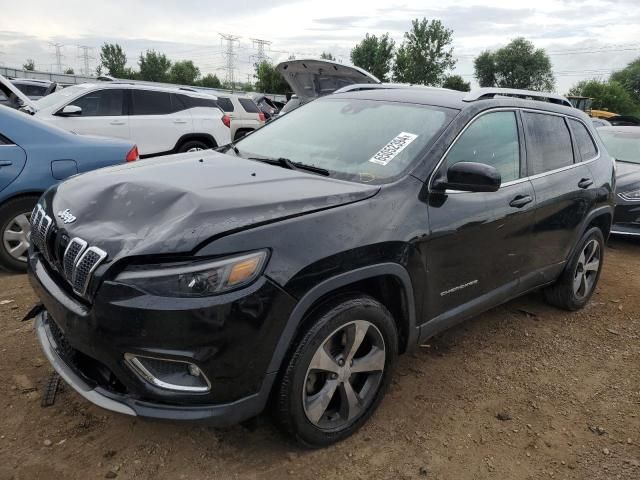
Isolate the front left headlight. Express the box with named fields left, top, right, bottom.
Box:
left=116, top=250, right=268, bottom=297
left=618, top=188, right=640, bottom=202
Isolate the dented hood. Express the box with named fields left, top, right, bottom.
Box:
left=276, top=59, right=380, bottom=101
left=47, top=151, right=379, bottom=261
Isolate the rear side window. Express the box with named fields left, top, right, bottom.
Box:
left=444, top=111, right=521, bottom=183
left=131, top=90, right=173, bottom=115
left=569, top=119, right=598, bottom=161
left=523, top=112, right=574, bottom=175
left=184, top=96, right=217, bottom=109
left=216, top=97, right=234, bottom=112
left=15, top=84, right=47, bottom=97
left=238, top=98, right=260, bottom=113
left=68, top=89, right=124, bottom=116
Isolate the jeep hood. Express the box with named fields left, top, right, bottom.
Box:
left=276, top=59, right=380, bottom=101
left=47, top=151, right=379, bottom=261
left=0, top=73, right=37, bottom=111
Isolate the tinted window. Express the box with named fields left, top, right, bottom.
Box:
left=15, top=84, right=47, bottom=97
left=183, top=95, right=217, bottom=109
left=238, top=98, right=260, bottom=113
left=523, top=112, right=574, bottom=175
left=131, top=90, right=173, bottom=115
left=68, top=89, right=124, bottom=116
left=216, top=97, right=234, bottom=112
left=569, top=119, right=598, bottom=161
left=444, top=111, right=521, bottom=183
left=598, top=129, right=640, bottom=164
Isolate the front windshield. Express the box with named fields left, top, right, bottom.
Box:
left=235, top=97, right=457, bottom=182
left=599, top=130, right=640, bottom=164
left=32, top=84, right=88, bottom=110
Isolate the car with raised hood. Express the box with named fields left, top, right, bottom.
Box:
left=0, top=103, right=138, bottom=272
left=0, top=74, right=231, bottom=157
left=598, top=126, right=640, bottom=236
left=27, top=86, right=614, bottom=447
left=276, top=58, right=380, bottom=114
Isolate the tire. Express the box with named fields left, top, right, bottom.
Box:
left=177, top=140, right=209, bottom=153
left=544, top=227, right=605, bottom=311
left=0, top=196, right=39, bottom=272
left=275, top=295, right=398, bottom=448
left=234, top=129, right=252, bottom=141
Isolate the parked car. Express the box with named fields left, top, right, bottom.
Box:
left=0, top=75, right=231, bottom=157
left=276, top=59, right=380, bottom=114
left=248, top=93, right=280, bottom=120
left=213, top=94, right=265, bottom=140
left=28, top=87, right=614, bottom=447
left=0, top=104, right=137, bottom=272
left=11, top=79, right=58, bottom=100
left=592, top=118, right=611, bottom=128
left=598, top=126, right=640, bottom=236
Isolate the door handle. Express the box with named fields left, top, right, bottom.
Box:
left=173, top=120, right=188, bottom=124
left=0, top=161, right=12, bottom=167
left=109, top=120, right=126, bottom=125
left=578, top=178, right=593, bottom=189
left=509, top=195, right=533, bottom=208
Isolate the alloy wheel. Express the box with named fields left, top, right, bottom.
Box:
left=573, top=239, right=600, bottom=299
left=302, top=320, right=386, bottom=430
left=187, top=147, right=204, bottom=152
left=2, top=212, right=31, bottom=263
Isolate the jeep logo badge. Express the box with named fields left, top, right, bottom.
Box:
left=57, top=209, right=77, bottom=224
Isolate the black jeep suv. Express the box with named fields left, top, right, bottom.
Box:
left=28, top=86, right=615, bottom=447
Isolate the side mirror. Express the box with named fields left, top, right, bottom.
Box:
left=433, top=162, right=501, bottom=193
left=58, top=105, right=82, bottom=117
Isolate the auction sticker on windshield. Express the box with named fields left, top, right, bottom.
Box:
left=369, top=132, right=419, bottom=166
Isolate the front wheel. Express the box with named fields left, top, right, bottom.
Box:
left=544, top=227, right=605, bottom=311
left=177, top=140, right=209, bottom=153
left=0, top=196, right=39, bottom=272
left=275, top=296, right=398, bottom=447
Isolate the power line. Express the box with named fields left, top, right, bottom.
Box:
left=77, top=45, right=95, bottom=76
left=49, top=43, right=64, bottom=73
left=219, top=33, right=240, bottom=88
left=250, top=38, right=272, bottom=65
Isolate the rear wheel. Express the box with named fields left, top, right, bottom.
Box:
left=275, top=296, right=397, bottom=447
left=544, top=227, right=605, bottom=311
left=177, top=140, right=209, bottom=153
left=0, top=196, right=39, bottom=272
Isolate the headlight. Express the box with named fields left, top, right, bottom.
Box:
left=116, top=250, right=268, bottom=297
left=618, top=189, right=640, bottom=202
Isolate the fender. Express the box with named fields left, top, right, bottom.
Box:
left=566, top=204, right=614, bottom=262
left=266, top=263, right=418, bottom=375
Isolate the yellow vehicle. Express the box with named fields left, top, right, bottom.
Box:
left=567, top=95, right=618, bottom=118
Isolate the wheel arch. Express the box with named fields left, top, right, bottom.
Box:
left=0, top=191, right=43, bottom=209
left=173, top=133, right=217, bottom=152
left=567, top=205, right=613, bottom=263
left=266, top=263, right=418, bottom=376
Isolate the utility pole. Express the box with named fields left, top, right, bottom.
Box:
left=50, top=43, right=64, bottom=73
left=77, top=45, right=94, bottom=76
left=219, top=33, right=240, bottom=91
left=250, top=38, right=271, bottom=65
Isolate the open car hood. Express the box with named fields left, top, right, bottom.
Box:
left=276, top=59, right=380, bottom=101
left=0, top=74, right=37, bottom=111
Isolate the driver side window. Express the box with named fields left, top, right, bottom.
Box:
left=67, top=89, right=124, bottom=117
left=444, top=111, right=521, bottom=183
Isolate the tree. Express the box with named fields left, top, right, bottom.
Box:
left=392, top=18, right=456, bottom=85
left=320, top=52, right=335, bottom=61
left=64, top=67, right=75, bottom=75
left=350, top=33, right=395, bottom=82
left=23, top=59, right=35, bottom=71
left=100, top=43, right=128, bottom=77
left=568, top=79, right=638, bottom=115
left=610, top=57, right=640, bottom=105
left=138, top=50, right=171, bottom=82
left=442, top=74, right=470, bottom=92
left=169, top=60, right=200, bottom=85
left=200, top=73, right=222, bottom=88
left=254, top=61, right=289, bottom=94
left=473, top=38, right=555, bottom=91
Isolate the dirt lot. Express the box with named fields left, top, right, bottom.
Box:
left=0, top=239, right=638, bottom=480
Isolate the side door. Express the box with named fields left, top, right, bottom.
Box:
left=425, top=110, right=537, bottom=321
left=0, top=133, right=27, bottom=193
left=522, top=111, right=595, bottom=275
left=129, top=90, right=192, bottom=156
left=53, top=88, right=129, bottom=140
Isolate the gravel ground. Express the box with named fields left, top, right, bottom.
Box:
left=0, top=238, right=638, bottom=480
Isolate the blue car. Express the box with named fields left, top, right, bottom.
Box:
left=0, top=105, right=137, bottom=271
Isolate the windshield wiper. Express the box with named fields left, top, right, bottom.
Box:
left=248, top=156, right=330, bottom=176
left=217, top=142, right=240, bottom=155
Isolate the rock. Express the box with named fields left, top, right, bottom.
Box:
left=105, top=472, right=118, bottom=479
left=43, top=439, right=52, bottom=447
left=627, top=438, right=633, bottom=444
left=13, top=374, right=35, bottom=392
left=603, top=448, right=610, bottom=455
left=496, top=411, right=512, bottom=421
left=0, top=299, right=14, bottom=305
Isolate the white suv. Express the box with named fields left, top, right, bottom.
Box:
left=16, top=82, right=231, bottom=156
left=214, top=94, right=265, bottom=141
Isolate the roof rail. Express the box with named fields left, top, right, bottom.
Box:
left=333, top=83, right=449, bottom=95
left=464, top=88, right=572, bottom=108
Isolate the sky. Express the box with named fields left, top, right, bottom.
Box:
left=0, top=0, right=639, bottom=93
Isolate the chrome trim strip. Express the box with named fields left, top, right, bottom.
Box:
left=611, top=230, right=640, bottom=237
left=124, top=353, right=211, bottom=393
